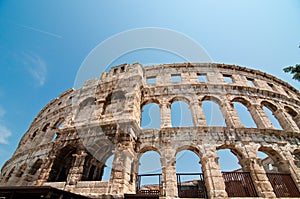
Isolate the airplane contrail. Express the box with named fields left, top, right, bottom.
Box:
left=18, top=23, right=63, bottom=39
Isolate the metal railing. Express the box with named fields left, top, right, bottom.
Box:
left=267, top=173, right=300, bottom=197
left=136, top=174, right=162, bottom=196
left=222, top=172, right=257, bottom=197
left=177, top=173, right=207, bottom=198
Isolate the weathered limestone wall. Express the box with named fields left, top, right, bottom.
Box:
left=0, top=63, right=299, bottom=199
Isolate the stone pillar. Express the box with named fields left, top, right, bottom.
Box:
left=35, top=156, right=56, bottom=185
left=248, top=104, right=273, bottom=129
left=201, top=150, right=227, bottom=199
left=160, top=101, right=172, bottom=128
left=161, top=149, right=178, bottom=199
left=110, top=144, right=135, bottom=195
left=66, top=151, right=87, bottom=185
left=273, top=158, right=300, bottom=190
left=239, top=157, right=276, bottom=198
left=222, top=101, right=244, bottom=128
left=131, top=157, right=139, bottom=194
left=274, top=109, right=299, bottom=131
left=294, top=114, right=300, bottom=129
left=239, top=144, right=277, bottom=199
left=191, top=98, right=206, bottom=126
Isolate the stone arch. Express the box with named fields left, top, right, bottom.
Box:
left=201, top=95, right=223, bottom=105
left=261, top=101, right=278, bottom=112
left=175, top=145, right=201, bottom=157
left=47, top=145, right=77, bottom=182
left=28, top=159, right=43, bottom=175
left=141, top=98, right=161, bottom=107
left=79, top=97, right=97, bottom=108
left=137, top=149, right=162, bottom=190
left=169, top=96, right=191, bottom=105
left=76, top=97, right=97, bottom=121
left=102, top=91, right=126, bottom=115
left=82, top=152, right=106, bottom=181
left=4, top=166, right=15, bottom=183
left=231, top=97, right=251, bottom=108
left=41, top=123, right=50, bottom=132
left=231, top=98, right=257, bottom=128
left=30, top=129, right=38, bottom=139
left=258, top=146, right=286, bottom=172
left=217, top=144, right=245, bottom=161
left=201, top=96, right=226, bottom=126
left=54, top=118, right=65, bottom=129
left=292, top=149, right=300, bottom=168
left=261, top=101, right=283, bottom=130
left=140, top=102, right=160, bottom=129
left=170, top=97, right=194, bottom=127
left=176, top=146, right=204, bottom=197
left=15, top=163, right=27, bottom=178
left=284, top=106, right=300, bottom=129
left=84, top=138, right=114, bottom=165
left=138, top=146, right=161, bottom=157
left=216, top=145, right=245, bottom=171
left=284, top=106, right=298, bottom=117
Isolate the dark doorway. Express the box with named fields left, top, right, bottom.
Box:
left=47, top=145, right=76, bottom=182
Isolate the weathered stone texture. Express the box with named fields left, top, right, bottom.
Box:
left=0, top=63, right=299, bottom=198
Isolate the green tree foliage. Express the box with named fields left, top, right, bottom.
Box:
left=283, top=64, right=300, bottom=81
left=283, top=46, right=300, bottom=81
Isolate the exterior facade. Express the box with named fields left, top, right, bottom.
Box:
left=0, top=63, right=299, bottom=199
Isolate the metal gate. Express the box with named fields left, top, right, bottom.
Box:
left=136, top=174, right=162, bottom=196
left=124, top=194, right=159, bottom=199
left=177, top=173, right=208, bottom=198
left=222, top=172, right=257, bottom=197
left=267, top=173, right=300, bottom=197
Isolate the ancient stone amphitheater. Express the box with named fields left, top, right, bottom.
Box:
left=0, top=63, right=299, bottom=199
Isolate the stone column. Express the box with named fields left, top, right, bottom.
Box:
left=248, top=104, right=273, bottom=129
left=222, top=101, right=244, bottom=128
left=161, top=149, right=178, bottom=199
left=160, top=101, right=172, bottom=128
left=273, top=158, right=300, bottom=190
left=130, top=157, right=139, bottom=194
left=66, top=151, right=87, bottom=185
left=35, top=156, right=56, bottom=185
left=274, top=109, right=299, bottom=131
left=239, top=157, right=276, bottom=198
left=191, top=98, right=206, bottom=126
left=294, top=114, right=300, bottom=129
left=110, top=144, right=135, bottom=195
left=201, top=150, right=227, bottom=199
left=240, top=144, right=276, bottom=198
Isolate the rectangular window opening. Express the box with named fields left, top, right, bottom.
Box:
left=146, top=76, right=156, bottom=85
left=223, top=74, right=233, bottom=83
left=113, top=68, right=118, bottom=75
left=171, top=74, right=181, bottom=83
left=120, top=66, right=125, bottom=73
left=197, top=73, right=207, bottom=82
left=268, top=83, right=276, bottom=91
left=247, top=78, right=255, bottom=87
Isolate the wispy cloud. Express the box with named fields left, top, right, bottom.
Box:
left=0, top=106, right=12, bottom=145
left=23, top=52, right=47, bottom=86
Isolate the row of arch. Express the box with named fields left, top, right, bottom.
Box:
left=137, top=145, right=300, bottom=197
left=30, top=118, right=65, bottom=142
left=2, top=158, right=43, bottom=184
left=1, top=146, right=115, bottom=185
left=2, top=143, right=299, bottom=197
left=141, top=96, right=299, bottom=130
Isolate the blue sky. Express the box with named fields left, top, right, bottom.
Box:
left=0, top=1, right=299, bottom=170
